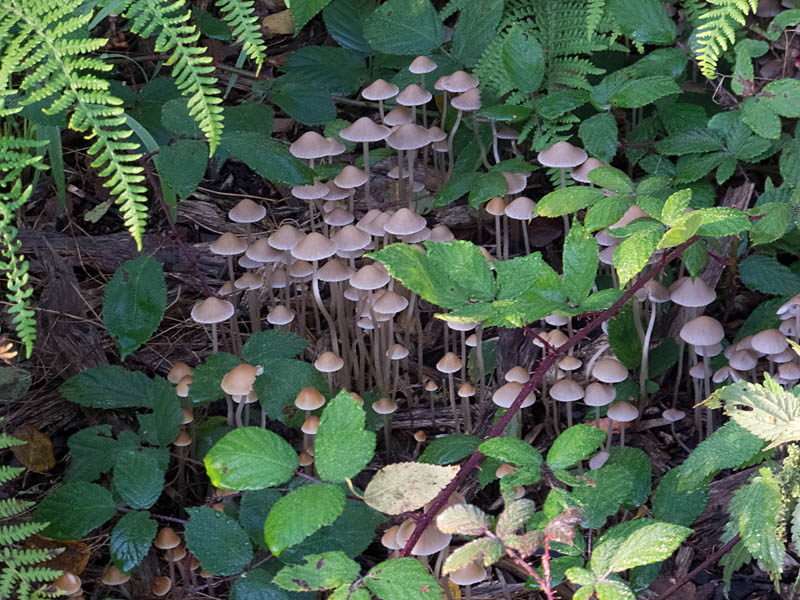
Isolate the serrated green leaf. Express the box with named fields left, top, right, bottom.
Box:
left=607, top=0, right=675, bottom=45
left=242, top=330, right=307, bottom=363
left=65, top=425, right=139, bottom=482
left=595, top=580, right=636, bottom=600
left=363, top=462, right=459, bottom=514
left=468, top=171, right=507, bottom=209
left=591, top=519, right=691, bottom=575
left=652, top=468, right=709, bottom=527
left=661, top=189, right=692, bottom=225
left=59, top=366, right=152, bottom=409
left=732, top=39, right=768, bottom=96
left=102, top=255, right=166, bottom=360
left=605, top=447, right=651, bottom=507
left=112, top=450, right=164, bottom=509
left=741, top=97, right=782, bottom=140
left=273, top=551, right=360, bottom=591
left=570, top=464, right=632, bottom=529
left=761, top=78, right=800, bottom=117
left=365, top=558, right=442, bottom=600
left=436, top=503, right=490, bottom=536
left=154, top=138, right=207, bottom=199
left=496, top=498, right=536, bottom=538
left=676, top=421, right=766, bottom=492
left=185, top=506, right=253, bottom=575
left=284, top=46, right=365, bottom=94
left=265, top=483, right=345, bottom=555
left=610, top=76, right=681, bottom=109
left=562, top=223, right=599, bottom=305
left=239, top=489, right=281, bottom=548
left=323, top=0, right=375, bottom=54
left=536, top=187, right=605, bottom=218
left=443, top=537, right=503, bottom=574
left=579, top=112, right=618, bottom=163
left=254, top=358, right=326, bottom=424
left=363, top=0, right=443, bottom=55
left=781, top=131, right=800, bottom=188
left=479, top=437, right=541, bottom=469
left=547, top=424, right=606, bottom=470
left=606, top=304, right=642, bottom=368
left=740, top=254, right=800, bottom=295
left=502, top=23, right=544, bottom=93
left=726, top=467, right=785, bottom=574
left=537, top=88, right=589, bottom=119
left=749, top=203, right=791, bottom=245
left=230, top=568, right=293, bottom=600
left=221, top=130, right=314, bottom=184
left=613, top=225, right=662, bottom=286
left=289, top=0, right=332, bottom=33
left=494, top=252, right=562, bottom=301
left=204, top=427, right=298, bottom=490
left=148, top=376, right=183, bottom=446
left=585, top=196, right=632, bottom=233
left=110, top=511, right=157, bottom=574
left=315, top=390, right=376, bottom=482
left=36, top=482, right=116, bottom=539
left=452, top=0, right=503, bottom=67
left=719, top=377, right=800, bottom=448
left=681, top=239, right=708, bottom=278
left=189, top=352, right=241, bottom=403
left=419, top=434, right=480, bottom=465
left=720, top=540, right=752, bottom=598
left=658, top=211, right=704, bottom=248
left=566, top=567, right=595, bottom=586
left=694, top=207, right=751, bottom=237
left=588, top=169, right=632, bottom=195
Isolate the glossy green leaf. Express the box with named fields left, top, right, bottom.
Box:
left=570, top=464, right=632, bottom=529
left=590, top=519, right=691, bottom=575
left=204, top=427, right=298, bottom=490
left=284, top=46, right=366, bottom=94
left=253, top=358, right=326, bottom=423
left=185, top=506, right=253, bottom=575
left=59, top=366, right=153, bottom=409
left=363, top=0, right=443, bottom=55
left=720, top=376, right=800, bottom=448
left=36, top=482, right=116, bottom=539
left=231, top=568, right=293, bottom=600
left=547, top=425, right=606, bottom=470
left=562, top=223, right=599, bottom=305
left=614, top=225, right=662, bottom=286
left=740, top=254, right=800, bottom=296
left=609, top=76, right=681, bottom=109
left=587, top=167, right=632, bottom=194
left=315, top=390, right=376, bottom=482
left=536, top=187, right=604, bottom=218
left=595, top=580, right=636, bottom=600
left=110, top=511, right=157, bottom=574
left=65, top=425, right=139, bottom=482
left=364, top=558, right=442, bottom=600
left=273, top=551, right=360, bottom=591
left=584, top=196, right=632, bottom=233
left=502, top=23, right=544, bottom=93
left=112, top=450, right=164, bottom=509
left=221, top=130, right=315, bottom=184
left=419, top=434, right=480, bottom=465
left=264, top=483, right=346, bottom=555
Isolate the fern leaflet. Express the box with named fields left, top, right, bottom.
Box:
left=693, top=0, right=758, bottom=78
left=215, top=0, right=267, bottom=74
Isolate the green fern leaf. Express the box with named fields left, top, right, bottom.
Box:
left=694, top=0, right=758, bottom=78
left=125, top=0, right=224, bottom=155
left=215, top=0, right=267, bottom=73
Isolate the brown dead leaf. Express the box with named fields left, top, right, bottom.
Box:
left=263, top=10, right=294, bottom=37
left=27, top=535, right=91, bottom=575
left=11, top=425, right=55, bottom=472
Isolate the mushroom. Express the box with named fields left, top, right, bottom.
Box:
left=191, top=297, right=235, bottom=354
left=373, top=396, right=398, bottom=456
left=504, top=196, right=536, bottom=255
left=339, top=118, right=390, bottom=210
left=606, top=401, right=638, bottom=449
left=361, top=79, right=399, bottom=123
left=437, top=352, right=463, bottom=433
left=537, top=141, right=588, bottom=231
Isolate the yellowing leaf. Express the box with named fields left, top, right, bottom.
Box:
left=363, top=462, right=459, bottom=515
left=12, top=425, right=55, bottom=473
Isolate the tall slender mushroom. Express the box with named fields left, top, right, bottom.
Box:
left=606, top=401, right=638, bottom=449
left=291, top=233, right=339, bottom=354
left=339, top=118, right=390, bottom=210
left=361, top=79, right=399, bottom=124
left=504, top=196, right=536, bottom=256
left=386, top=124, right=431, bottom=209
left=191, top=297, right=235, bottom=354
left=437, top=352, right=463, bottom=433
left=537, top=141, right=588, bottom=232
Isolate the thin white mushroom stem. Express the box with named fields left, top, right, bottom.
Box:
left=502, top=213, right=510, bottom=260
left=362, top=141, right=373, bottom=210
left=475, top=324, right=486, bottom=402
left=378, top=99, right=386, bottom=123
left=472, top=115, right=490, bottom=169
left=521, top=218, right=531, bottom=256
left=446, top=109, right=464, bottom=178
left=639, top=300, right=657, bottom=404
left=246, top=288, right=260, bottom=333
left=234, top=396, right=245, bottom=428
left=490, top=120, right=500, bottom=164
left=558, top=167, right=570, bottom=234
left=407, top=149, right=416, bottom=210
left=606, top=417, right=615, bottom=451
left=619, top=420, right=627, bottom=448
left=447, top=372, right=459, bottom=433
left=311, top=268, right=339, bottom=355
left=396, top=149, right=407, bottom=208
left=210, top=322, right=219, bottom=354
left=494, top=214, right=502, bottom=260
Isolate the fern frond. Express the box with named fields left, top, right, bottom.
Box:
left=0, top=498, right=35, bottom=519
left=1, top=0, right=149, bottom=252
left=215, top=0, right=267, bottom=74
left=125, top=0, right=224, bottom=154
left=693, top=0, right=758, bottom=78
left=587, top=0, right=606, bottom=38
left=0, top=523, right=49, bottom=546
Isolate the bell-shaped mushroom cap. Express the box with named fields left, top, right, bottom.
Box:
left=372, top=397, right=398, bottom=415
left=446, top=321, right=477, bottom=333
left=102, top=565, right=130, bottom=585
left=680, top=315, right=725, bottom=347
left=751, top=328, right=788, bottom=355
left=246, top=238, right=283, bottom=263
left=713, top=365, right=740, bottom=383
left=583, top=382, right=616, bottom=407
left=317, top=258, right=353, bottom=283
left=324, top=182, right=350, bottom=202
left=383, top=107, right=413, bottom=126
left=449, top=562, right=487, bottom=586
left=401, top=227, right=431, bottom=244
left=465, top=333, right=478, bottom=347
left=269, top=224, right=306, bottom=251
left=291, top=232, right=336, bottom=262
left=298, top=450, right=314, bottom=467
left=771, top=347, right=796, bottom=363
left=437, top=352, right=462, bottom=374
left=362, top=78, right=399, bottom=101
left=267, top=304, right=294, bottom=325
left=502, top=172, right=527, bottom=195
left=209, top=232, right=247, bottom=256
left=167, top=361, right=193, bottom=384
left=326, top=137, right=346, bottom=156
left=504, top=196, right=536, bottom=220
left=409, top=55, right=437, bottom=74
left=176, top=375, right=192, bottom=398
left=292, top=180, right=329, bottom=200
left=589, top=450, right=610, bottom=470
left=228, top=198, right=266, bottom=223
left=289, top=131, right=331, bottom=160
left=396, top=517, right=452, bottom=556
left=570, top=158, right=606, bottom=183
left=592, top=357, right=628, bottom=383
left=301, top=414, right=320, bottom=435
left=381, top=525, right=403, bottom=550
left=669, top=276, right=716, bottom=307
left=779, top=361, right=800, bottom=380
left=315, top=351, right=344, bottom=373
left=694, top=342, right=722, bottom=358
left=429, top=225, right=455, bottom=242
left=235, top=272, right=262, bottom=291
left=386, top=123, right=430, bottom=150
left=547, top=329, right=569, bottom=348
left=492, top=381, right=535, bottom=408
left=550, top=379, right=585, bottom=403
left=427, top=126, right=447, bottom=142
left=414, top=430, right=427, bottom=443
left=504, top=366, right=530, bottom=383
left=607, top=401, right=638, bottom=422
left=688, top=362, right=707, bottom=379
left=333, top=225, right=371, bottom=252
left=152, top=576, right=172, bottom=597
left=54, top=572, right=82, bottom=596
left=191, top=297, right=235, bottom=324
left=221, top=363, right=262, bottom=396
left=289, top=260, right=314, bottom=279
left=635, top=280, right=670, bottom=303
left=497, top=126, right=519, bottom=140
left=457, top=382, right=476, bottom=398
left=373, top=290, right=409, bottom=315
left=173, top=429, right=192, bottom=447
left=350, top=264, right=390, bottom=290
left=397, top=84, right=432, bottom=107
left=545, top=314, right=569, bottom=327
left=662, top=408, right=686, bottom=422
left=323, top=207, right=355, bottom=227
left=295, top=386, right=325, bottom=411
left=155, top=526, right=181, bottom=550
left=334, top=165, right=368, bottom=189
left=166, top=545, right=187, bottom=562
left=386, top=343, right=410, bottom=360
left=485, top=196, right=506, bottom=216
left=383, top=208, right=427, bottom=236
left=450, top=88, right=480, bottom=112
left=441, top=70, right=479, bottom=93
left=558, top=356, right=582, bottom=371
left=496, top=463, right=516, bottom=478
left=181, top=407, right=194, bottom=425
left=537, top=141, right=588, bottom=168
left=339, top=117, right=391, bottom=143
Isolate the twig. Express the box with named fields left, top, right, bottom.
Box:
left=656, top=534, right=741, bottom=600
left=400, top=236, right=701, bottom=558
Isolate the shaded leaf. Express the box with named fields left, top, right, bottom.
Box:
left=185, top=506, right=253, bottom=575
